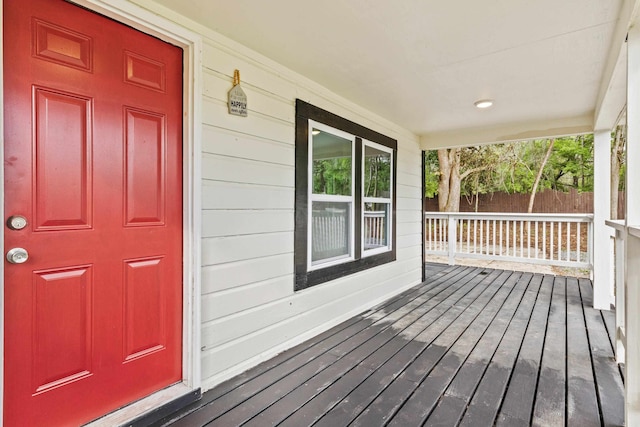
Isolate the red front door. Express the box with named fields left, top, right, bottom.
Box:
left=3, top=0, right=184, bottom=425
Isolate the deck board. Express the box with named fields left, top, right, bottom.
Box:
left=531, top=276, right=567, bottom=427
left=495, top=275, right=553, bottom=426
left=565, top=277, right=600, bottom=426
left=579, top=279, right=625, bottom=427
left=157, top=265, right=624, bottom=427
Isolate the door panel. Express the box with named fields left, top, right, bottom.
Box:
left=123, top=257, right=166, bottom=361
left=33, top=265, right=93, bottom=394
left=34, top=87, right=93, bottom=230
left=124, top=108, right=166, bottom=226
left=3, top=0, right=183, bottom=425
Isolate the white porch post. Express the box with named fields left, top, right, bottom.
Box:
left=625, top=21, right=640, bottom=427
left=593, top=130, right=613, bottom=309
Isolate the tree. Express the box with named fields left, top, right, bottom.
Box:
left=611, top=124, right=626, bottom=219
left=424, top=135, right=597, bottom=212
left=528, top=138, right=555, bottom=213
left=547, top=135, right=594, bottom=191
left=436, top=146, right=505, bottom=211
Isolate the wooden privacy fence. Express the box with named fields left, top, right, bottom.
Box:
left=425, top=212, right=593, bottom=269
left=424, top=189, right=625, bottom=218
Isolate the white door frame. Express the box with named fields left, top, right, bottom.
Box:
left=0, top=0, right=203, bottom=424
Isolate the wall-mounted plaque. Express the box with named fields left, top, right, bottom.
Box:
left=228, top=69, right=247, bottom=117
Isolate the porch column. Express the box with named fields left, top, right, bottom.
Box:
left=592, top=130, right=613, bottom=309
left=625, top=21, right=640, bottom=427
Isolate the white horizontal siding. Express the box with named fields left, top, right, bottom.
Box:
left=397, top=221, right=421, bottom=237
left=201, top=257, right=419, bottom=350
left=201, top=253, right=293, bottom=294
left=397, top=183, right=423, bottom=200
left=201, top=232, right=294, bottom=265
left=201, top=275, right=293, bottom=322
left=137, top=1, right=424, bottom=391
left=202, top=181, right=294, bottom=210
left=201, top=267, right=421, bottom=381
left=202, top=210, right=294, bottom=238
left=397, top=197, right=423, bottom=212
left=202, top=126, right=294, bottom=165
left=202, top=153, right=294, bottom=187
left=202, top=97, right=293, bottom=143
left=203, top=68, right=294, bottom=123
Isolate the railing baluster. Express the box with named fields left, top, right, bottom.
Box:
left=492, top=220, right=497, bottom=255
left=500, top=220, right=503, bottom=256
left=535, top=221, right=538, bottom=259
left=577, top=222, right=581, bottom=262
left=527, top=220, right=531, bottom=258
left=520, top=220, right=524, bottom=258
left=473, top=219, right=477, bottom=254
left=512, top=220, right=516, bottom=257
left=566, top=222, right=571, bottom=262
left=504, top=220, right=511, bottom=256
left=558, top=221, right=562, bottom=261
left=486, top=219, right=490, bottom=256
left=549, top=221, right=554, bottom=259
left=543, top=221, right=546, bottom=259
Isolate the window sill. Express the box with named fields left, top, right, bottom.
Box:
left=295, top=251, right=396, bottom=291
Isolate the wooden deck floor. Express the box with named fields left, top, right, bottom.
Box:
left=157, top=264, right=624, bottom=427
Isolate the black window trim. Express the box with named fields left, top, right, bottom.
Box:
left=295, top=99, right=397, bottom=291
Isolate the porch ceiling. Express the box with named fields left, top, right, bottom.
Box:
left=149, top=0, right=634, bottom=148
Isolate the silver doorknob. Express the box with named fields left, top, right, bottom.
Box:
left=6, top=248, right=28, bottom=264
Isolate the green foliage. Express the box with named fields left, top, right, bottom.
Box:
left=364, top=154, right=391, bottom=198
left=425, top=134, right=598, bottom=198
left=313, top=157, right=352, bottom=195
left=424, top=150, right=439, bottom=197
left=547, top=134, right=593, bottom=192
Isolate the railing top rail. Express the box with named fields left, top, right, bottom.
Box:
left=629, top=225, right=640, bottom=239
left=424, top=212, right=593, bottom=222
left=605, top=219, right=625, bottom=231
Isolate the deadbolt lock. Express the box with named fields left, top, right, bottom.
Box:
left=6, top=215, right=28, bottom=230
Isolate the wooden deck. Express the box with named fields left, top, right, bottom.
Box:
left=157, top=264, right=624, bottom=427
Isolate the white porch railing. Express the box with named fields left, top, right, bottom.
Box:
left=425, top=212, right=593, bottom=269
left=364, top=210, right=386, bottom=248
left=606, top=219, right=626, bottom=363
left=311, top=210, right=386, bottom=257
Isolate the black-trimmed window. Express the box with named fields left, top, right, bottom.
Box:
left=295, top=99, right=397, bottom=291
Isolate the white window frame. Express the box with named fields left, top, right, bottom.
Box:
left=307, top=120, right=356, bottom=271
left=362, top=139, right=394, bottom=257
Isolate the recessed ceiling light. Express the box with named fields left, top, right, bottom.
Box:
left=474, top=99, right=494, bottom=109
left=312, top=129, right=321, bottom=135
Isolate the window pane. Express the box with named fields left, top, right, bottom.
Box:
left=364, top=203, right=389, bottom=250
left=312, top=129, right=352, bottom=196
left=311, top=201, right=351, bottom=262
left=364, top=145, right=391, bottom=198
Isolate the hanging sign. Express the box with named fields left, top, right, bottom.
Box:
left=228, top=69, right=248, bottom=117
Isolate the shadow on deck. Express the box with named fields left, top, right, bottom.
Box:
left=157, top=263, right=624, bottom=427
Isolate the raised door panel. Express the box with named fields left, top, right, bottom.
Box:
left=32, top=266, right=93, bottom=393
left=123, top=257, right=165, bottom=361
left=124, top=108, right=165, bottom=226
left=34, top=88, right=92, bottom=230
